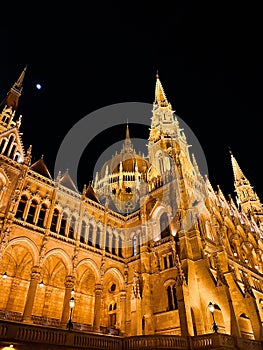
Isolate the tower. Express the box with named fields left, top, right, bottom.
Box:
left=231, top=150, right=263, bottom=228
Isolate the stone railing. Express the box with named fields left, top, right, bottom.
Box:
left=31, top=315, right=61, bottom=327
left=0, top=310, right=23, bottom=322
left=124, top=334, right=189, bottom=349
left=0, top=320, right=122, bottom=349
left=190, top=333, right=262, bottom=349
left=0, top=321, right=262, bottom=350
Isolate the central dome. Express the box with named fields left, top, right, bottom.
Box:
left=93, top=124, right=152, bottom=214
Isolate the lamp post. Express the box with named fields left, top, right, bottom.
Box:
left=208, top=302, right=218, bottom=333
left=67, top=296, right=75, bottom=331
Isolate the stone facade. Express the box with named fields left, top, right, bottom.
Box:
left=0, top=68, right=263, bottom=349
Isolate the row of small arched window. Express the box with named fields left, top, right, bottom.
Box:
left=15, top=195, right=124, bottom=257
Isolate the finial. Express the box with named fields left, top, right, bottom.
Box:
left=82, top=184, right=87, bottom=195
left=56, top=171, right=62, bottom=181
left=24, top=145, right=32, bottom=166
left=17, top=115, right=22, bottom=129
left=15, top=65, right=28, bottom=89
left=41, top=154, right=44, bottom=159
left=228, top=146, right=232, bottom=155
left=156, top=69, right=159, bottom=79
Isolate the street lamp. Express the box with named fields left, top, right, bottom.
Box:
left=67, top=296, right=75, bottom=331
left=208, top=302, right=218, bottom=333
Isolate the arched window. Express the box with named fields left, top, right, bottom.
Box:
left=112, top=234, right=117, bottom=255
left=37, top=203, right=47, bottom=227
left=108, top=303, right=117, bottom=328
left=172, top=285, right=178, bottom=310
left=95, top=227, right=101, bottom=249
left=158, top=154, right=164, bottom=173
left=88, top=224, right=93, bottom=246
left=51, top=209, right=59, bottom=232
left=132, top=236, right=137, bottom=256
left=3, top=135, right=15, bottom=157
left=60, top=213, right=68, bottom=235
left=119, top=237, right=123, bottom=257
left=167, top=284, right=178, bottom=311
left=16, top=195, right=27, bottom=220
left=167, top=286, right=173, bottom=311
left=105, top=231, right=110, bottom=252
left=9, top=144, right=16, bottom=159
left=0, top=138, right=6, bottom=153
left=80, top=220, right=87, bottom=243
left=160, top=212, right=170, bottom=238
left=27, top=200, right=38, bottom=224
left=69, top=216, right=76, bottom=239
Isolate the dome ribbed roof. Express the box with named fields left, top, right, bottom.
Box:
left=100, top=151, right=150, bottom=177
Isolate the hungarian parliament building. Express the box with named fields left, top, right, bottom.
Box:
left=0, top=68, right=263, bottom=349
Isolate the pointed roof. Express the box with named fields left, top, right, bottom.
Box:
left=230, top=151, right=245, bottom=181
left=230, top=151, right=262, bottom=213
left=123, top=123, right=133, bottom=152
left=1, top=66, right=27, bottom=111
left=59, top=171, right=78, bottom=192
left=85, top=183, right=100, bottom=203
left=30, top=157, right=52, bottom=179
left=154, top=72, right=169, bottom=107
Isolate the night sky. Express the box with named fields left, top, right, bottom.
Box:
left=1, top=2, right=263, bottom=200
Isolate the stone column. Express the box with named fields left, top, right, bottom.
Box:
left=93, top=284, right=102, bottom=331
left=60, top=275, right=74, bottom=326
left=119, top=291, right=126, bottom=334
left=23, top=266, right=41, bottom=322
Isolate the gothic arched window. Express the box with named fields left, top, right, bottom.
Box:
left=69, top=216, right=76, bottom=239
left=108, top=303, right=117, bottom=328
left=80, top=220, right=87, bottom=243
left=51, top=208, right=59, bottom=232
left=96, top=227, right=101, bottom=249
left=160, top=212, right=170, bottom=238
left=16, top=195, right=27, bottom=220
left=27, top=200, right=38, bottom=224
left=60, top=213, right=68, bottom=236
left=37, top=203, right=47, bottom=228
left=105, top=230, right=110, bottom=252
left=166, top=284, right=178, bottom=311
left=119, top=236, right=123, bottom=257
left=88, top=224, right=93, bottom=246
left=132, top=236, right=137, bottom=256
left=167, top=286, right=173, bottom=311
left=172, top=285, right=178, bottom=310
left=3, top=134, right=15, bottom=157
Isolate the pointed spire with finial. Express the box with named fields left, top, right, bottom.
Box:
left=230, top=149, right=245, bottom=182
left=122, top=122, right=134, bottom=153
left=230, top=150, right=263, bottom=219
left=1, top=66, right=27, bottom=111
left=154, top=70, right=170, bottom=108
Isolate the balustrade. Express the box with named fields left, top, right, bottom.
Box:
left=0, top=320, right=262, bottom=349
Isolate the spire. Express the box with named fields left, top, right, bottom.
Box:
left=154, top=71, right=169, bottom=108
left=230, top=150, right=245, bottom=182
left=122, top=123, right=134, bottom=153
left=3, top=66, right=27, bottom=111
left=230, top=151, right=263, bottom=220
left=126, top=121, right=130, bottom=140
